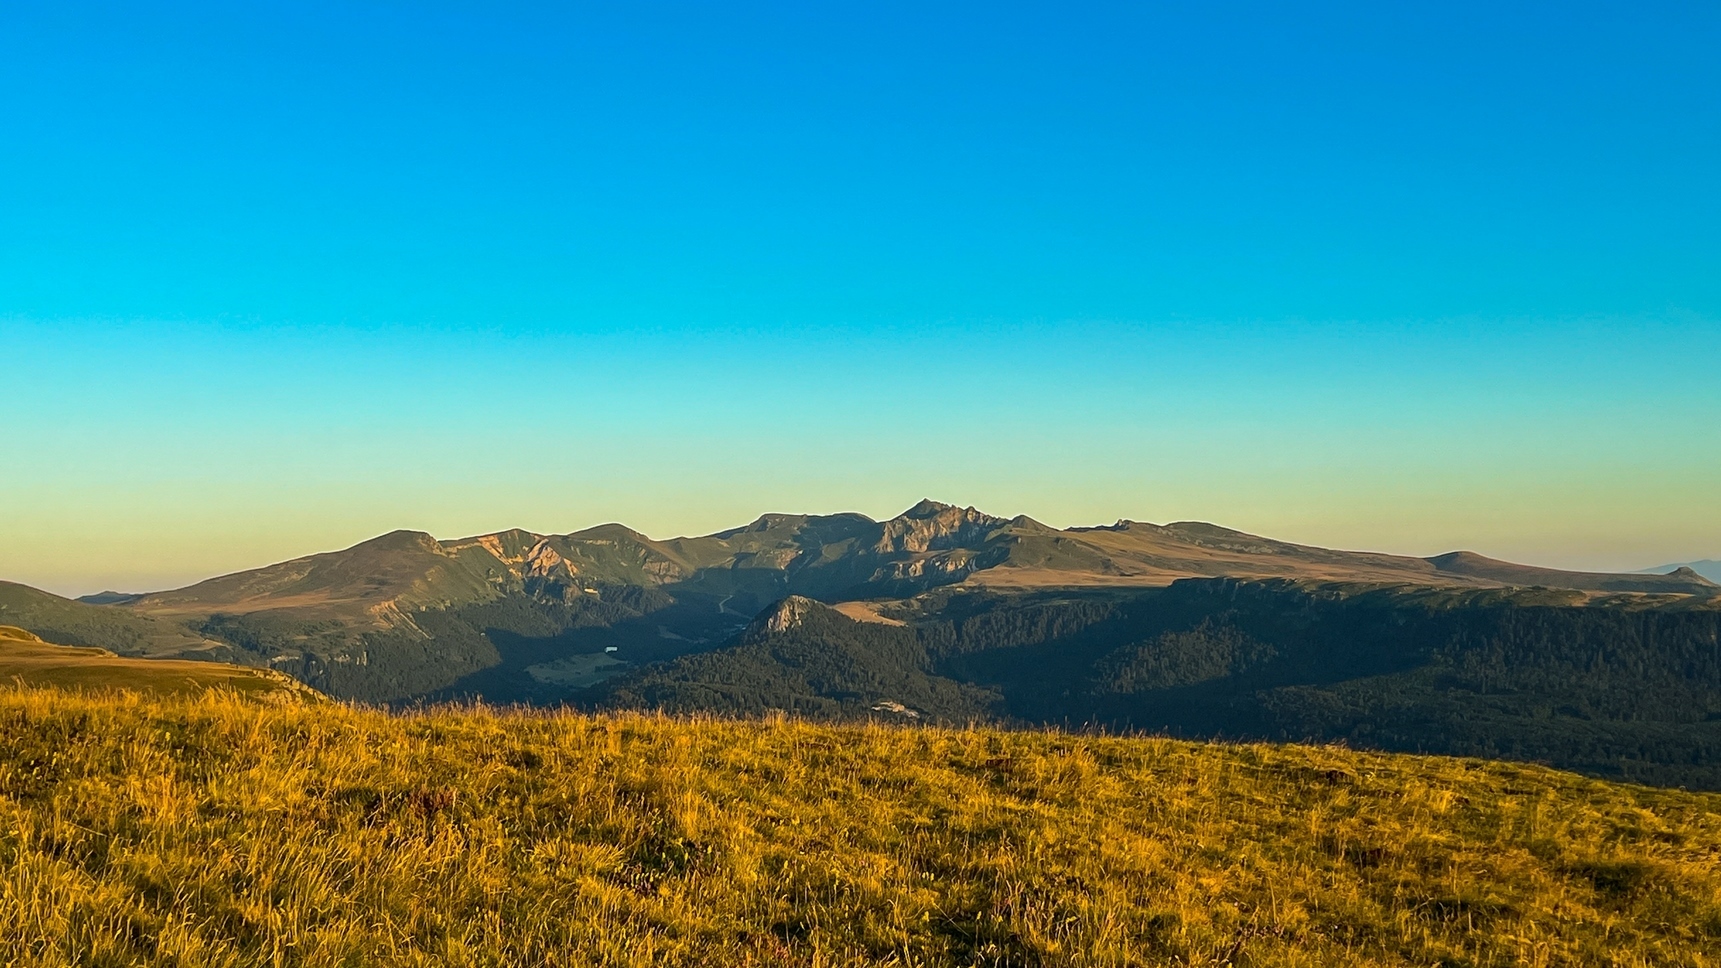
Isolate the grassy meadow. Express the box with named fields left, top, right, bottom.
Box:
left=1, top=683, right=1719, bottom=967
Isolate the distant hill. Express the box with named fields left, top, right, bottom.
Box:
left=1429, top=551, right=1719, bottom=592
left=1639, top=559, right=1721, bottom=583
left=74, top=590, right=145, bottom=605
left=0, top=581, right=240, bottom=659
left=0, top=625, right=311, bottom=698
left=3, top=499, right=1714, bottom=704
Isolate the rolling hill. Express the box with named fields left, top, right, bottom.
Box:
left=0, top=581, right=238, bottom=659
left=1641, top=559, right=1721, bottom=583
left=1428, top=551, right=1719, bottom=592
left=0, top=625, right=311, bottom=698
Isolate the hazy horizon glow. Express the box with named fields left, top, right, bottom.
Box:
left=3, top=2, right=1719, bottom=596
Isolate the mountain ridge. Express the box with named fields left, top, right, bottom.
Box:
left=6, top=500, right=1715, bottom=704
left=10, top=501, right=1721, bottom=789
left=61, top=501, right=1718, bottom=617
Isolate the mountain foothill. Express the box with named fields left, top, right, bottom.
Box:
left=4, top=499, right=1719, bottom=788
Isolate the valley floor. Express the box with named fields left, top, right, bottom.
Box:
left=2, top=688, right=1719, bottom=967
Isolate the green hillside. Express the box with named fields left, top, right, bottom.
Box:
left=601, top=596, right=998, bottom=721
left=0, top=582, right=230, bottom=659
left=0, top=626, right=311, bottom=698
left=3, top=688, right=1719, bottom=966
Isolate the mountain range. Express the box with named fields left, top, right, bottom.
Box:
left=4, top=500, right=1720, bottom=787
left=2, top=499, right=1714, bottom=698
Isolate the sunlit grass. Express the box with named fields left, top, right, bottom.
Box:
left=2, top=686, right=1718, bottom=966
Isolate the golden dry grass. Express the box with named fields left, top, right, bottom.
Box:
left=1, top=685, right=1718, bottom=967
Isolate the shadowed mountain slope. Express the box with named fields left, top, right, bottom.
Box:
left=596, top=596, right=996, bottom=722
left=596, top=579, right=1721, bottom=789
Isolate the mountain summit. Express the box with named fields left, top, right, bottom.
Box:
left=748, top=595, right=827, bottom=635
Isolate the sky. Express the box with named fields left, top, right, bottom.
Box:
left=2, top=0, right=1718, bottom=596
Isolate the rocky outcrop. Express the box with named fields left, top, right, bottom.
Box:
left=873, top=500, right=1009, bottom=554
left=753, top=595, right=825, bottom=634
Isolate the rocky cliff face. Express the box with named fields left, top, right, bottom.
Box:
left=752, top=595, right=825, bottom=634
left=873, top=500, right=1009, bottom=554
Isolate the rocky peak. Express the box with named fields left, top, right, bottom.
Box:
left=1068, top=519, right=1136, bottom=533
left=1668, top=566, right=1718, bottom=586
left=713, top=513, right=812, bottom=539
left=902, top=498, right=958, bottom=518
left=470, top=529, right=547, bottom=564
left=749, top=513, right=809, bottom=531
left=524, top=539, right=576, bottom=579
left=356, top=530, right=441, bottom=554
left=876, top=500, right=1008, bottom=554
left=749, top=595, right=832, bottom=635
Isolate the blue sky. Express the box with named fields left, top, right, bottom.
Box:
left=2, top=1, right=1718, bottom=594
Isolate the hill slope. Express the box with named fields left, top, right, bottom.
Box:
left=1643, top=559, right=1721, bottom=583
left=4, top=688, right=1719, bottom=967
left=1427, top=551, right=1719, bottom=593
left=0, top=625, right=311, bottom=698
left=0, top=581, right=232, bottom=659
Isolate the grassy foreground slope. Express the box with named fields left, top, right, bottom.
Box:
left=3, top=691, right=1720, bottom=967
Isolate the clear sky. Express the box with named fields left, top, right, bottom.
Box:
left=3, top=1, right=1718, bottom=596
